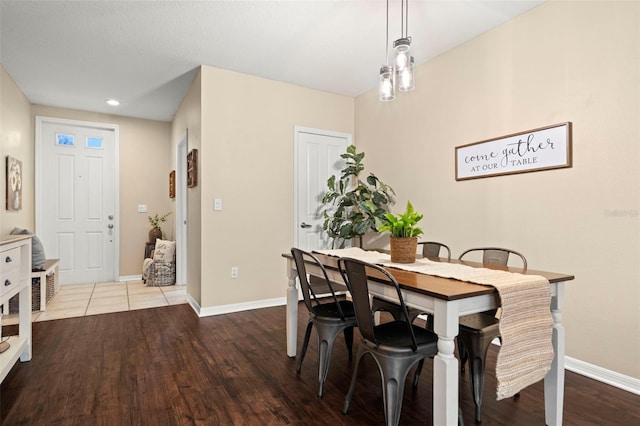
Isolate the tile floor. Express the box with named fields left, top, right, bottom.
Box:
left=3, top=280, right=187, bottom=325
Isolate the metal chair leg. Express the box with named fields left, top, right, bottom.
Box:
left=296, top=321, right=313, bottom=374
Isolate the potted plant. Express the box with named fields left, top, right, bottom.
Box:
left=322, top=145, right=395, bottom=248
left=148, top=212, right=171, bottom=244
left=378, top=201, right=424, bottom=263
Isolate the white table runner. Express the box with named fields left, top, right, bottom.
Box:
left=315, top=247, right=553, bottom=399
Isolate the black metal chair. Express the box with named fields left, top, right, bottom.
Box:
left=338, top=257, right=438, bottom=426
left=457, top=247, right=527, bottom=423
left=419, top=241, right=451, bottom=261
left=290, top=248, right=357, bottom=397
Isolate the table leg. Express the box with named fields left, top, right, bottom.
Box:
left=286, top=265, right=298, bottom=357
left=545, top=282, right=565, bottom=426
left=19, top=283, right=32, bottom=361
left=433, top=299, right=459, bottom=426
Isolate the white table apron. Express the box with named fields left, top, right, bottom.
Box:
left=285, top=256, right=566, bottom=426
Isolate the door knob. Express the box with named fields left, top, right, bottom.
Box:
left=300, top=222, right=312, bottom=228
left=108, top=224, right=114, bottom=229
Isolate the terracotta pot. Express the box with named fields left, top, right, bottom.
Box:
left=149, top=227, right=162, bottom=244
left=390, top=237, right=418, bottom=263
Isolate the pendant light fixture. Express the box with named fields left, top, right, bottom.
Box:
left=379, top=0, right=395, bottom=101
left=395, top=0, right=415, bottom=92
left=379, top=0, right=415, bottom=101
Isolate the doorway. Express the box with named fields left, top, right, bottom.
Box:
left=35, top=116, right=119, bottom=285
left=294, top=126, right=351, bottom=251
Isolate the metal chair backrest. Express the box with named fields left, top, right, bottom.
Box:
left=338, top=257, right=419, bottom=351
left=458, top=247, right=527, bottom=271
left=419, top=241, right=451, bottom=261
left=290, top=248, right=347, bottom=319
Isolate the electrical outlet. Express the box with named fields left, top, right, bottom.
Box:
left=231, top=267, right=238, bottom=278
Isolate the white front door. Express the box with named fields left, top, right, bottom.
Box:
left=36, top=116, right=119, bottom=285
left=294, top=127, right=350, bottom=251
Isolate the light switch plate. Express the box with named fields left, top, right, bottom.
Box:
left=138, top=204, right=147, bottom=213
left=214, top=198, right=222, bottom=211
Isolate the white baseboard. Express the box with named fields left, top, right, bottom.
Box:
left=565, top=356, right=640, bottom=395
left=197, top=297, right=286, bottom=317
left=186, top=293, right=200, bottom=315
left=488, top=338, right=639, bottom=395
left=118, top=275, right=142, bottom=282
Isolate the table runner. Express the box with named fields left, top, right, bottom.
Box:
left=315, top=247, right=553, bottom=400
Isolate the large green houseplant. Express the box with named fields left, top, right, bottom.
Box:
left=322, top=145, right=395, bottom=248
left=378, top=201, right=424, bottom=263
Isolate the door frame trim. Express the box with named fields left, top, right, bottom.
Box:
left=35, top=115, right=120, bottom=281
left=175, top=131, right=188, bottom=286
left=293, top=126, right=352, bottom=248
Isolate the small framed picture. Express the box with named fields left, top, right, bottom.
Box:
left=6, top=156, right=23, bottom=211
left=169, top=170, right=176, bottom=198
left=187, top=149, right=198, bottom=188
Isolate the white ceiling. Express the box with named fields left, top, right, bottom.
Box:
left=0, top=0, right=543, bottom=122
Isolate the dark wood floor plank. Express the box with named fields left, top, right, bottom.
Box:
left=2, top=303, right=639, bottom=425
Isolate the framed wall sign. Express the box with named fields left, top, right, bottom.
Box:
left=187, top=149, right=197, bottom=188
left=169, top=170, right=176, bottom=198
left=455, top=122, right=572, bottom=181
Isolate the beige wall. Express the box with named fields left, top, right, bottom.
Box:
left=355, top=0, right=639, bottom=378
left=1, top=65, right=34, bottom=234
left=171, top=68, right=202, bottom=305
left=197, top=66, right=354, bottom=308
left=30, top=105, right=172, bottom=277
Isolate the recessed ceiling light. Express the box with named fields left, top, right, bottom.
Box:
left=105, top=99, right=120, bottom=106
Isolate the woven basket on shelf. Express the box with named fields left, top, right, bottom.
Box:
left=390, top=237, right=418, bottom=263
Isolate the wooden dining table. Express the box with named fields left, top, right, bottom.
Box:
left=282, top=251, right=574, bottom=426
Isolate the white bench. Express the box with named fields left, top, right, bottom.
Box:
left=31, top=259, right=60, bottom=311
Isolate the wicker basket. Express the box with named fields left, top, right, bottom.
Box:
left=8, top=274, right=56, bottom=313
left=390, top=237, right=418, bottom=263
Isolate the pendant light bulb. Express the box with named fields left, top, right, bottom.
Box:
left=379, top=65, right=395, bottom=101
left=398, top=56, right=415, bottom=91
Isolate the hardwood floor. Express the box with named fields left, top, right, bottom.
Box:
left=2, top=303, right=639, bottom=425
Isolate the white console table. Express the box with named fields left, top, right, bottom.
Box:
left=0, top=234, right=32, bottom=383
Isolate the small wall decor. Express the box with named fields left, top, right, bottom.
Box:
left=5, top=156, right=23, bottom=211
left=455, top=122, right=572, bottom=181
left=169, top=170, right=176, bottom=198
left=187, top=149, right=198, bottom=188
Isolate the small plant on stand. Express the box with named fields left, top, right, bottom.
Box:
left=148, top=212, right=171, bottom=243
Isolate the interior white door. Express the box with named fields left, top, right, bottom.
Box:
left=36, top=117, right=118, bottom=285
left=294, top=127, right=350, bottom=251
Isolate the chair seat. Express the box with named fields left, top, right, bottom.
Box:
left=459, top=313, right=500, bottom=335
left=373, top=321, right=438, bottom=351
left=312, top=300, right=355, bottom=319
